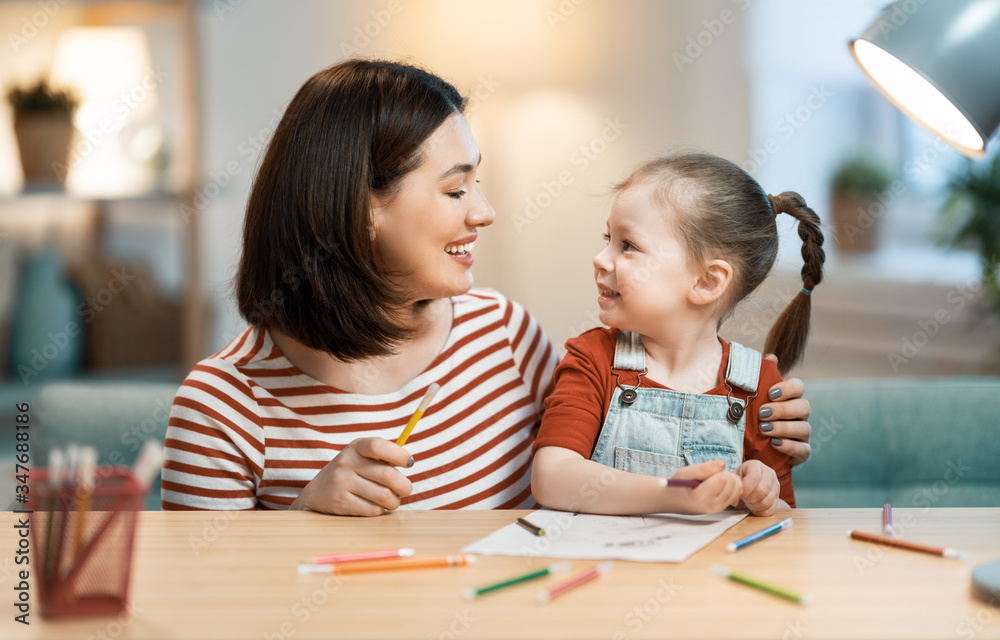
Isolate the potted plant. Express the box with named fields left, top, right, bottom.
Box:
left=6, top=80, right=79, bottom=188
left=829, top=153, right=895, bottom=253
left=938, top=151, right=1000, bottom=311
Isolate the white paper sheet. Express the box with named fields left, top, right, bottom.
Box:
left=462, top=509, right=748, bottom=562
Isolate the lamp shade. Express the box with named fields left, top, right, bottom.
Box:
left=849, top=0, right=1000, bottom=158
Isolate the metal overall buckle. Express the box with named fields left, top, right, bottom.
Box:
left=723, top=380, right=758, bottom=423
left=613, top=368, right=647, bottom=405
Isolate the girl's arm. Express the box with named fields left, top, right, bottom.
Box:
left=531, top=447, right=742, bottom=515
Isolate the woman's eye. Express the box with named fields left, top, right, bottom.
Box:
left=622, top=240, right=636, bottom=251
left=448, top=188, right=468, bottom=199
left=601, top=233, right=611, bottom=243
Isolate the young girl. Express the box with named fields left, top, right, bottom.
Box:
left=531, top=151, right=825, bottom=517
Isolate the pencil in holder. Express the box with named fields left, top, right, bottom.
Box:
left=28, top=466, right=147, bottom=617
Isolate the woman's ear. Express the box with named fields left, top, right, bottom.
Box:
left=688, top=259, right=733, bottom=306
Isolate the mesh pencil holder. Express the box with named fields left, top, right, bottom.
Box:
left=28, top=466, right=147, bottom=617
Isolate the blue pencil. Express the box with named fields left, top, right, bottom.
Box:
left=727, top=518, right=793, bottom=552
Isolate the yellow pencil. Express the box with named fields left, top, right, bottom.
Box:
left=396, top=383, right=440, bottom=446
left=69, top=447, right=97, bottom=599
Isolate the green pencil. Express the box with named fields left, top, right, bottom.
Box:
left=711, top=564, right=811, bottom=605
left=463, top=562, right=570, bottom=599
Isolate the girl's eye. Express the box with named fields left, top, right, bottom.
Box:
left=601, top=233, right=611, bottom=243
left=448, top=188, right=468, bottom=199
left=622, top=240, right=636, bottom=251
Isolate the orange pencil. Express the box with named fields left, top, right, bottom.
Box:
left=848, top=530, right=970, bottom=559
left=298, top=553, right=475, bottom=575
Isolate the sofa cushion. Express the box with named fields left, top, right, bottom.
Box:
left=34, top=380, right=178, bottom=510
left=794, top=377, right=1000, bottom=507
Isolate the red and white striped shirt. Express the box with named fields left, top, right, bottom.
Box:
left=161, top=289, right=558, bottom=511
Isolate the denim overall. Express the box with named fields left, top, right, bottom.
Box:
left=590, top=330, right=762, bottom=477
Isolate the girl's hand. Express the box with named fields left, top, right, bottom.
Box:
left=671, top=460, right=742, bottom=514
left=761, top=355, right=811, bottom=466
left=289, top=437, right=414, bottom=516
left=735, top=460, right=780, bottom=516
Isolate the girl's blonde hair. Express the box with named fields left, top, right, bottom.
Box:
left=613, top=151, right=825, bottom=374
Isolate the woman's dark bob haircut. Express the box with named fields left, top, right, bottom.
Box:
left=235, top=58, right=467, bottom=361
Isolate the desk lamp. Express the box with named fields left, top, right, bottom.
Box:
left=850, top=0, right=1000, bottom=605
left=849, top=0, right=1000, bottom=158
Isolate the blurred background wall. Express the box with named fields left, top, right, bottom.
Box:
left=0, top=0, right=998, bottom=391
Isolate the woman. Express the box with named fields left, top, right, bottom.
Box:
left=161, top=59, right=812, bottom=515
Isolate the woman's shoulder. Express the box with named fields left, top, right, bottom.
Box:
left=180, top=326, right=279, bottom=394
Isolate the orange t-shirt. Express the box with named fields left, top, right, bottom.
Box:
left=533, top=327, right=795, bottom=507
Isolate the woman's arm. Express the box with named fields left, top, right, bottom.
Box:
left=161, top=369, right=263, bottom=510
left=531, top=447, right=742, bottom=515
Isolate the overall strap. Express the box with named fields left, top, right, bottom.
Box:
left=612, top=330, right=646, bottom=371
left=724, top=341, right=762, bottom=393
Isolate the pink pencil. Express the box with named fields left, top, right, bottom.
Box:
left=307, top=547, right=415, bottom=565
left=657, top=478, right=702, bottom=488
left=536, top=562, right=613, bottom=603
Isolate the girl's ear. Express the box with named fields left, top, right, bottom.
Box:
left=688, top=259, right=733, bottom=306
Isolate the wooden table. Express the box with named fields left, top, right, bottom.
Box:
left=3, top=508, right=999, bottom=639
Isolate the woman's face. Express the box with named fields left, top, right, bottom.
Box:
left=372, top=113, right=494, bottom=303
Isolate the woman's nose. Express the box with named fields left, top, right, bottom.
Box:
left=467, top=187, right=495, bottom=229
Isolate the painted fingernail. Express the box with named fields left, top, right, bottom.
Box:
left=768, top=388, right=782, bottom=400
left=407, top=456, right=415, bottom=468
left=760, top=422, right=773, bottom=432
left=758, top=407, right=773, bottom=419
left=771, top=438, right=783, bottom=447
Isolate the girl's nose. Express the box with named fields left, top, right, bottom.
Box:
left=593, top=246, right=612, bottom=272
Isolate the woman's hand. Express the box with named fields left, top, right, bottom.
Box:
left=671, top=460, right=742, bottom=514
left=289, top=437, right=414, bottom=516
left=761, top=355, right=811, bottom=466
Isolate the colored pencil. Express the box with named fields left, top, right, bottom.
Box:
left=727, top=518, right=793, bottom=552
left=515, top=517, right=546, bottom=536
left=42, top=449, right=64, bottom=589
left=536, top=562, right=613, bottom=603
left=711, top=564, right=811, bottom=605
left=298, top=553, right=475, bottom=575
left=463, top=562, right=570, bottom=599
left=70, top=448, right=97, bottom=562
left=657, top=478, right=702, bottom=488
left=847, top=530, right=970, bottom=559
left=396, top=383, right=441, bottom=446
left=69, top=447, right=97, bottom=599
left=132, top=439, right=165, bottom=487
left=883, top=503, right=893, bottom=537
left=307, top=547, right=415, bottom=564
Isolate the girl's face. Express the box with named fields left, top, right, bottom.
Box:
left=593, top=182, right=700, bottom=336
left=372, top=113, right=494, bottom=303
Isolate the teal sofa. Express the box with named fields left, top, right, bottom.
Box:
left=26, top=377, right=1000, bottom=510
left=33, top=381, right=177, bottom=510
left=793, top=377, right=1000, bottom=508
